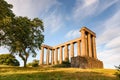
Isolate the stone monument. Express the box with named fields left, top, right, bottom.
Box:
left=39, top=27, right=103, bottom=69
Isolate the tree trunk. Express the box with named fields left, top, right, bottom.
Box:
left=19, top=52, right=29, bottom=67
left=19, top=52, right=26, bottom=67
left=23, top=59, right=27, bottom=67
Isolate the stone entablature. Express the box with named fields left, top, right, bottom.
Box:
left=39, top=27, right=103, bottom=68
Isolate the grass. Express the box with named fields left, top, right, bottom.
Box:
left=0, top=66, right=119, bottom=80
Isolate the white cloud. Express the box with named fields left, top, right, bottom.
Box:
left=5, top=0, right=63, bottom=33
left=73, top=0, right=119, bottom=21
left=65, top=29, right=80, bottom=39
left=43, top=11, right=64, bottom=33
left=105, top=36, right=120, bottom=49
left=97, top=10, right=120, bottom=45
left=6, top=0, right=59, bottom=18
left=98, top=47, right=120, bottom=68
left=0, top=47, right=9, bottom=54
left=96, top=10, right=120, bottom=68
left=73, top=0, right=98, bottom=20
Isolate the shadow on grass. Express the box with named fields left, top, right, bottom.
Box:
left=0, top=70, right=119, bottom=80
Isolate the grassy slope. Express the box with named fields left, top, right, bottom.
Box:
left=0, top=66, right=119, bottom=80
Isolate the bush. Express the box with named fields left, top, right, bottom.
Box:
left=27, top=59, right=39, bottom=67
left=115, top=65, right=120, bottom=78
left=0, top=54, right=20, bottom=66
left=53, top=61, right=71, bottom=68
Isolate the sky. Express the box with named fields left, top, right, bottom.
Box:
left=0, top=0, right=120, bottom=68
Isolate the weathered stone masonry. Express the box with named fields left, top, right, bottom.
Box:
left=39, top=27, right=103, bottom=68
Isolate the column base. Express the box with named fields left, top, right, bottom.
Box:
left=71, top=56, right=103, bottom=69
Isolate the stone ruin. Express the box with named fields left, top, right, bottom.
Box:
left=39, top=27, right=103, bottom=69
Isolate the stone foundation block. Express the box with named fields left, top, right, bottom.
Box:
left=71, top=56, right=103, bottom=69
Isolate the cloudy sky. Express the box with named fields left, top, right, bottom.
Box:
left=0, top=0, right=120, bottom=68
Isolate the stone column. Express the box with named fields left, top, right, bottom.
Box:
left=64, top=44, right=69, bottom=61
left=77, top=40, right=81, bottom=56
left=70, top=43, right=74, bottom=58
left=81, top=30, right=86, bottom=56
left=46, top=48, right=49, bottom=65
left=40, top=46, right=44, bottom=65
left=88, top=33, right=92, bottom=57
left=51, top=49, right=54, bottom=65
left=55, top=48, right=58, bottom=64
left=86, top=35, right=89, bottom=56
left=59, top=46, right=63, bottom=64
left=92, top=36, right=97, bottom=59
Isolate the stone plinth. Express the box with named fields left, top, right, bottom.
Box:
left=71, top=56, right=103, bottom=69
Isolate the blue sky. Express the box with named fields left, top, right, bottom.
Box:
left=0, top=0, right=120, bottom=68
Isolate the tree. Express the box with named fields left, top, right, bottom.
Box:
left=5, top=16, right=44, bottom=67
left=0, top=0, right=44, bottom=67
left=0, top=54, right=19, bottom=66
left=115, top=65, right=120, bottom=78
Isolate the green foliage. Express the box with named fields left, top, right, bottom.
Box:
left=27, top=59, right=39, bottom=67
left=8, top=17, right=44, bottom=67
left=0, top=0, right=44, bottom=67
left=53, top=61, right=71, bottom=68
left=0, top=0, right=14, bottom=19
left=115, top=65, right=120, bottom=78
left=0, top=54, right=19, bottom=66
left=0, top=0, right=15, bottom=46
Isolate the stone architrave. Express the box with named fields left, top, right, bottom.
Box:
left=59, top=47, right=63, bottom=64
left=46, top=48, right=50, bottom=65
left=70, top=43, right=74, bottom=58
left=40, top=46, right=44, bottom=65
left=88, top=33, right=92, bottom=57
left=92, top=36, right=97, bottom=59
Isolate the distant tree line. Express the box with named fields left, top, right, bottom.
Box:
left=0, top=54, right=19, bottom=66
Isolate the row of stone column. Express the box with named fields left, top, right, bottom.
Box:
left=40, top=27, right=97, bottom=65
left=40, top=35, right=97, bottom=65
left=81, top=30, right=97, bottom=59
left=40, top=40, right=81, bottom=65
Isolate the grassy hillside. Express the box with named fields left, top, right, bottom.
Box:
left=0, top=66, right=119, bottom=80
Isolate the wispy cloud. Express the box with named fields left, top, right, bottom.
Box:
left=65, top=29, right=80, bottom=39
left=72, top=0, right=119, bottom=21
left=43, top=10, right=64, bottom=33
left=96, top=10, right=120, bottom=68
left=97, top=10, right=120, bottom=46
left=6, top=0, right=63, bottom=33
left=98, top=47, right=120, bottom=68
left=6, top=0, right=59, bottom=18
